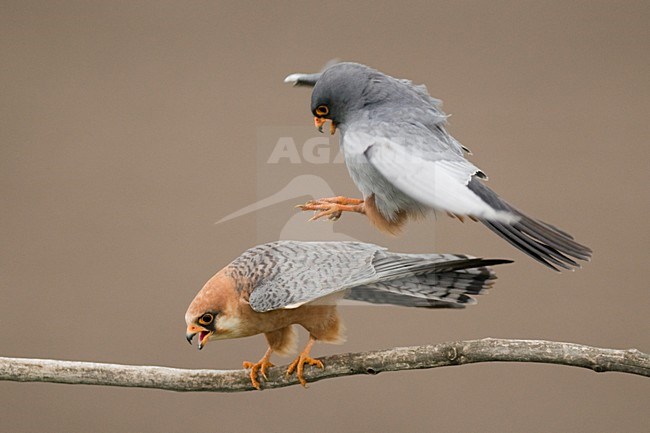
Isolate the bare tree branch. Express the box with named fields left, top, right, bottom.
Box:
left=1, top=339, right=648, bottom=392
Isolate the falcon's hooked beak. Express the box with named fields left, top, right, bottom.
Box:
left=186, top=324, right=214, bottom=350
left=314, top=116, right=337, bottom=135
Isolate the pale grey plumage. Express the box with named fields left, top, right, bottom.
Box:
left=311, top=63, right=510, bottom=221
left=286, top=62, right=592, bottom=271
left=226, top=241, right=511, bottom=313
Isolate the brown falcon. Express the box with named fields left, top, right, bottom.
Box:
left=185, top=240, right=511, bottom=389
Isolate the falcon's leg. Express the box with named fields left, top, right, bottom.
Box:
left=286, top=335, right=324, bottom=387
left=296, top=196, right=365, bottom=221
left=243, top=347, right=274, bottom=390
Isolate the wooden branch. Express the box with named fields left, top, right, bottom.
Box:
left=1, top=339, right=648, bottom=392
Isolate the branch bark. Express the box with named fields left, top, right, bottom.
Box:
left=1, top=338, right=648, bottom=392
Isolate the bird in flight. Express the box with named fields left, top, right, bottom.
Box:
left=185, top=240, right=511, bottom=389
left=285, top=62, right=592, bottom=271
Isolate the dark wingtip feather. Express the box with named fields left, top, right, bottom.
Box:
left=472, top=258, right=514, bottom=267
left=467, top=178, right=592, bottom=271
left=351, top=253, right=512, bottom=309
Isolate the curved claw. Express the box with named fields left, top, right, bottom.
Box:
left=295, top=197, right=365, bottom=222
left=286, top=354, right=324, bottom=388
left=243, top=349, right=274, bottom=390
left=308, top=208, right=342, bottom=222
left=286, top=336, right=324, bottom=388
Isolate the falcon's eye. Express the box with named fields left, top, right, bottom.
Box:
left=315, top=105, right=329, bottom=116
left=198, top=313, right=214, bottom=326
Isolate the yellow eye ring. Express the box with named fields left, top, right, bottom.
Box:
left=198, top=313, right=214, bottom=325
left=315, top=105, right=329, bottom=116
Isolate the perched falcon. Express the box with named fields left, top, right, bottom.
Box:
left=285, top=62, right=592, bottom=271
left=185, top=240, right=511, bottom=389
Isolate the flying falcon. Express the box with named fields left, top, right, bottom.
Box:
left=185, top=240, right=511, bottom=389
left=285, top=62, right=592, bottom=271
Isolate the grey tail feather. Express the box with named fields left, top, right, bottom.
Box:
left=345, top=254, right=512, bottom=309
left=467, top=177, right=592, bottom=271
left=371, top=251, right=512, bottom=282
left=345, top=288, right=466, bottom=309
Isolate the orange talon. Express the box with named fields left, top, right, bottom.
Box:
left=286, top=336, right=323, bottom=387
left=318, top=196, right=364, bottom=205
left=243, top=348, right=274, bottom=390
left=296, top=196, right=365, bottom=222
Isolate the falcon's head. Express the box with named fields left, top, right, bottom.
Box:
left=185, top=272, right=244, bottom=349
left=185, top=310, right=218, bottom=350
left=311, top=62, right=380, bottom=134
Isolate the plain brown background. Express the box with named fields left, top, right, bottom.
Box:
left=1, top=1, right=648, bottom=432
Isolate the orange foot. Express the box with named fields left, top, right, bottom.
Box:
left=296, top=196, right=365, bottom=221
left=243, top=348, right=274, bottom=390
left=286, top=337, right=324, bottom=387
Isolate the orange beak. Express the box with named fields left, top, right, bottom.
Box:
left=186, top=324, right=213, bottom=350
left=314, top=116, right=337, bottom=135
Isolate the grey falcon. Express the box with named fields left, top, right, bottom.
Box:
left=185, top=240, right=511, bottom=389
left=285, top=62, right=592, bottom=271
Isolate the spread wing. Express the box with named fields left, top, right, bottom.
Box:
left=343, top=121, right=590, bottom=270
left=246, top=241, right=510, bottom=312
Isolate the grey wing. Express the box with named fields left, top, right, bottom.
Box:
left=346, top=251, right=512, bottom=308
left=344, top=122, right=515, bottom=222
left=247, top=241, right=379, bottom=312
left=246, top=241, right=511, bottom=312
left=357, top=123, right=591, bottom=270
